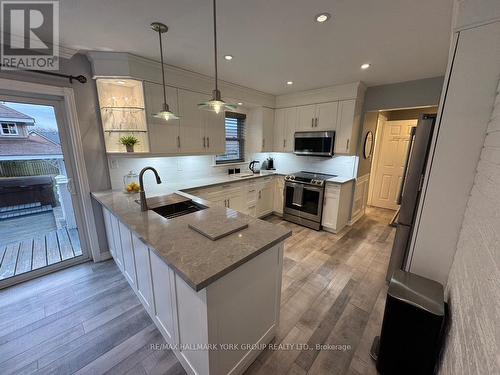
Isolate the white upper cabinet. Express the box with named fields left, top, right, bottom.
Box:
left=274, top=107, right=296, bottom=152
left=297, top=104, right=317, bottom=131
left=204, top=110, right=225, bottom=155
left=144, top=82, right=180, bottom=154
left=247, top=107, right=274, bottom=153
left=316, top=101, right=338, bottom=131
left=335, top=99, right=357, bottom=154
left=178, top=89, right=207, bottom=154
left=296, top=102, right=338, bottom=131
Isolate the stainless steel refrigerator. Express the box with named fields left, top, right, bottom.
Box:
left=385, top=114, right=436, bottom=281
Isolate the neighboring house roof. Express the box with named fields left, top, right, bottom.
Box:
left=34, top=130, right=61, bottom=145
left=0, top=132, right=62, bottom=157
left=0, top=104, right=35, bottom=124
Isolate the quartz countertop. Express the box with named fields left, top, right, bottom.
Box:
left=326, top=176, right=356, bottom=184
left=92, top=189, right=292, bottom=291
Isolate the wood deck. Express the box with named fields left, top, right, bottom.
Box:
left=0, top=227, right=82, bottom=281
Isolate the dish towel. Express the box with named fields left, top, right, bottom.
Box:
left=292, top=184, right=303, bottom=206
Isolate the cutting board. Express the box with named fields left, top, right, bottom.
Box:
left=187, top=208, right=249, bottom=240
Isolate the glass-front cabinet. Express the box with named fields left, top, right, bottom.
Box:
left=96, top=78, right=150, bottom=153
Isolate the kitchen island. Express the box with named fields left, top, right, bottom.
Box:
left=92, top=188, right=291, bottom=375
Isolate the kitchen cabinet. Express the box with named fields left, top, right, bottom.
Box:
left=110, top=212, right=124, bottom=271
left=150, top=250, right=178, bottom=345
left=132, top=234, right=154, bottom=314
left=144, top=82, right=180, bottom=154
left=322, top=181, right=354, bottom=233
left=119, top=221, right=137, bottom=290
left=296, top=101, right=338, bottom=131
left=256, top=177, right=274, bottom=217
left=335, top=99, right=357, bottom=154
left=273, top=176, right=285, bottom=215
left=96, top=78, right=149, bottom=154
left=247, top=107, right=274, bottom=153
left=274, top=107, right=296, bottom=152
left=102, top=207, right=116, bottom=259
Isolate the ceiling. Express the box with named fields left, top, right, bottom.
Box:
left=59, top=0, right=454, bottom=95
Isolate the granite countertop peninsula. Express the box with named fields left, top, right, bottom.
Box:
left=92, top=188, right=292, bottom=291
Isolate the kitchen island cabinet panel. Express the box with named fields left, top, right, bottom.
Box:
left=118, top=221, right=137, bottom=290
left=132, top=234, right=154, bottom=314
left=150, top=250, right=179, bottom=346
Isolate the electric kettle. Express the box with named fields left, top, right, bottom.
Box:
left=249, top=160, right=260, bottom=174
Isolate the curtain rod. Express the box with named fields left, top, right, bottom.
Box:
left=0, top=65, right=87, bottom=84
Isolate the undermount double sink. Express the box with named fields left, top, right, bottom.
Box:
left=136, top=193, right=207, bottom=220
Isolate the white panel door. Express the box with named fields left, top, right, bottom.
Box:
left=102, top=208, right=115, bottom=259
left=144, top=82, right=180, bottom=154
left=110, top=214, right=124, bottom=271
left=119, top=221, right=137, bottom=290
left=178, top=89, right=208, bottom=154
left=132, top=234, right=154, bottom=313
left=316, top=101, right=338, bottom=131
left=371, top=120, right=417, bottom=210
left=336, top=99, right=356, bottom=154
left=204, top=110, right=225, bottom=155
left=150, top=251, right=178, bottom=345
left=284, top=107, right=297, bottom=152
left=296, top=104, right=316, bottom=131
left=273, top=108, right=286, bottom=151
left=261, top=107, right=275, bottom=152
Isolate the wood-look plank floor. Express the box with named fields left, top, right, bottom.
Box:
left=0, top=227, right=82, bottom=281
left=0, top=207, right=394, bottom=375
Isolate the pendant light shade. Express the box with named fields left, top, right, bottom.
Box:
left=198, top=0, right=236, bottom=114
left=151, top=22, right=179, bottom=121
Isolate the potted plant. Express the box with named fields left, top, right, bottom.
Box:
left=119, top=135, right=140, bottom=153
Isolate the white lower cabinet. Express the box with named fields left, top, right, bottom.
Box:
left=118, top=221, right=137, bottom=290
left=273, top=176, right=284, bottom=215
left=102, top=207, right=116, bottom=259
left=322, top=181, right=354, bottom=233
left=100, top=206, right=285, bottom=375
left=150, top=250, right=179, bottom=345
left=256, top=178, right=274, bottom=217
left=132, top=234, right=154, bottom=313
left=110, top=213, right=124, bottom=271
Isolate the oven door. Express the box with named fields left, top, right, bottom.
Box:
left=284, top=182, right=324, bottom=222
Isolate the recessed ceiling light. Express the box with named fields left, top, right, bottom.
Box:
left=224, top=55, right=233, bottom=61
left=237, top=102, right=243, bottom=106
left=116, top=80, right=126, bottom=85
left=315, top=13, right=331, bottom=23
left=361, top=63, right=371, bottom=70
left=286, top=81, right=293, bottom=85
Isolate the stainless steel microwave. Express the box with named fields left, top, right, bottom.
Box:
left=294, top=131, right=335, bottom=157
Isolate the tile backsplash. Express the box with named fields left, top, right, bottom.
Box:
left=107, top=153, right=358, bottom=192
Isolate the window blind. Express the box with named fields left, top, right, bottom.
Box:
left=216, top=112, right=246, bottom=164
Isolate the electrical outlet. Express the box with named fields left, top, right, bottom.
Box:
left=109, top=159, right=119, bottom=170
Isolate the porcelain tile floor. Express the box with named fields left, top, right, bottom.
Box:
left=0, top=207, right=394, bottom=374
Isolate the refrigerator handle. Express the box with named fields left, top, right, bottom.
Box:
left=397, top=127, right=417, bottom=205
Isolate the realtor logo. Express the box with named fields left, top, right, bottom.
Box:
left=1, top=0, right=59, bottom=70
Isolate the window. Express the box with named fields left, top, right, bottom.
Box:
left=1, top=123, right=18, bottom=135
left=216, top=112, right=246, bottom=164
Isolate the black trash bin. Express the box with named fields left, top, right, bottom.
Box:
left=371, top=270, right=445, bottom=375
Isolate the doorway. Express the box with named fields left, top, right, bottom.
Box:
left=367, top=107, right=438, bottom=212
left=0, top=94, right=91, bottom=287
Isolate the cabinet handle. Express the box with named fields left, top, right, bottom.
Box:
left=207, top=136, right=210, bottom=148
left=227, top=198, right=230, bottom=207
left=262, top=138, right=265, bottom=149
left=346, top=139, right=349, bottom=150
left=311, top=118, right=314, bottom=127
left=283, top=139, right=286, bottom=148
left=177, top=136, right=180, bottom=148
left=203, top=136, right=206, bottom=148
left=315, top=118, right=319, bottom=127
left=259, top=191, right=262, bottom=199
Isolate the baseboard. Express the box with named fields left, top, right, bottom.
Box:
left=349, top=209, right=365, bottom=225
left=96, top=250, right=112, bottom=262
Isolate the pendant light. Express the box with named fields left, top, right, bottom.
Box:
left=198, top=0, right=236, bottom=114
left=151, top=22, right=179, bottom=121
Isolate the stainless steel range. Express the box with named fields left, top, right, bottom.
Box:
left=282, top=171, right=337, bottom=230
